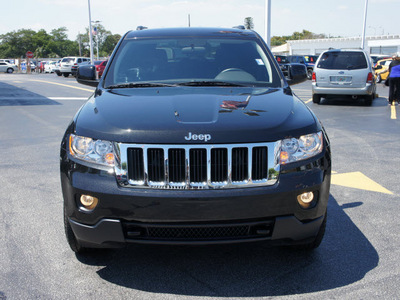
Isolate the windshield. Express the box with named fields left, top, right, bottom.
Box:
left=317, top=51, right=368, bottom=70
left=104, top=37, right=280, bottom=88
left=62, top=58, right=74, bottom=63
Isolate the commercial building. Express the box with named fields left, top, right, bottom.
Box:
left=272, top=35, right=400, bottom=56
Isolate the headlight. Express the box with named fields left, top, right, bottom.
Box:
left=280, top=132, right=323, bottom=164
left=69, top=134, right=115, bottom=167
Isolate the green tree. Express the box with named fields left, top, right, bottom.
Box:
left=101, top=34, right=121, bottom=56
left=49, top=27, right=78, bottom=57
left=0, top=29, right=36, bottom=57
left=76, top=24, right=113, bottom=58
left=271, top=30, right=327, bottom=47
left=244, top=17, right=254, bottom=30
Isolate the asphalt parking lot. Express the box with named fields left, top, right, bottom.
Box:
left=0, top=73, right=399, bottom=299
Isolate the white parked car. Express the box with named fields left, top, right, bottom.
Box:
left=0, top=61, right=18, bottom=73
left=44, top=61, right=57, bottom=73
left=59, top=57, right=90, bottom=77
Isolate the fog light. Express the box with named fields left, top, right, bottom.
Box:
left=80, top=195, right=98, bottom=210
left=297, top=192, right=314, bottom=209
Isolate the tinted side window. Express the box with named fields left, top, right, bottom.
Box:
left=317, top=52, right=368, bottom=70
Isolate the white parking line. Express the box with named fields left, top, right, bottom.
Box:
left=48, top=97, right=88, bottom=101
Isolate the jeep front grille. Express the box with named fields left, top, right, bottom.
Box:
left=115, top=142, right=280, bottom=189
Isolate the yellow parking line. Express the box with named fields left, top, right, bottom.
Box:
left=305, top=98, right=312, bottom=104
left=391, top=102, right=397, bottom=119
left=331, top=171, right=393, bottom=195
left=28, top=79, right=94, bottom=92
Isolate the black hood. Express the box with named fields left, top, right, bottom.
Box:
left=74, top=86, right=319, bottom=144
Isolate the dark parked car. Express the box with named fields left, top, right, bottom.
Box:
left=61, top=27, right=331, bottom=254
left=71, top=60, right=90, bottom=77
left=274, top=55, right=308, bottom=82
left=287, top=55, right=319, bottom=79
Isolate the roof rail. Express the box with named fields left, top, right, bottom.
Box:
left=136, top=26, right=148, bottom=30
left=233, top=25, right=245, bottom=30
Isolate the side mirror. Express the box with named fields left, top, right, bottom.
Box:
left=286, top=64, right=307, bottom=85
left=76, top=65, right=99, bottom=87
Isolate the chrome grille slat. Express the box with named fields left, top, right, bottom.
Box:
left=115, top=142, right=280, bottom=189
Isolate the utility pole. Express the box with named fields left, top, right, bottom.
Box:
left=361, top=0, right=368, bottom=49
left=264, top=0, right=271, bottom=47
left=78, top=32, right=82, bottom=56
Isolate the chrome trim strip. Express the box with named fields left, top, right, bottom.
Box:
left=115, top=142, right=280, bottom=189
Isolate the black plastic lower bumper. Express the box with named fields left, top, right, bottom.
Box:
left=69, top=214, right=324, bottom=247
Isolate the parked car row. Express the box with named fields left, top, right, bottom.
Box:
left=56, top=57, right=108, bottom=78
left=0, top=57, right=106, bottom=75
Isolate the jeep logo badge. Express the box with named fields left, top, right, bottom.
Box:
left=184, top=132, right=211, bottom=142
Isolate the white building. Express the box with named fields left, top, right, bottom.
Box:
left=272, top=35, right=400, bottom=55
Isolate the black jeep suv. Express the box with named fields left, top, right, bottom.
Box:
left=60, top=27, right=331, bottom=253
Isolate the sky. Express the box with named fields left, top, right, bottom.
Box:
left=1, top=0, right=399, bottom=41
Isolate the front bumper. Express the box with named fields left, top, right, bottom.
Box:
left=69, top=214, right=325, bottom=247
left=61, top=147, right=331, bottom=247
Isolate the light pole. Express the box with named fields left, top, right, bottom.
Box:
left=87, top=0, right=94, bottom=64
left=361, top=0, right=368, bottom=49
left=264, top=0, right=271, bottom=47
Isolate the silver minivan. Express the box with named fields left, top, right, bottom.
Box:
left=312, top=49, right=376, bottom=105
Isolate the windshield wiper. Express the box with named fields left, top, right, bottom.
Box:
left=176, top=81, right=246, bottom=87
left=106, top=82, right=176, bottom=89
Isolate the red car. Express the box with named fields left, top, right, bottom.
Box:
left=95, top=60, right=108, bottom=78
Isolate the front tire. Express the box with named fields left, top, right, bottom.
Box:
left=293, top=212, right=327, bottom=250
left=6, top=68, right=14, bottom=74
left=64, top=208, right=85, bottom=253
left=312, top=94, right=321, bottom=104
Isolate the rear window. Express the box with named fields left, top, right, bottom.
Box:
left=317, top=51, right=368, bottom=70
left=62, top=58, right=74, bottom=63
left=304, top=56, right=317, bottom=63
left=275, top=55, right=288, bottom=64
